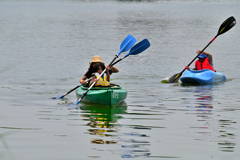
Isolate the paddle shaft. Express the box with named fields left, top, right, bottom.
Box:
left=109, top=55, right=119, bottom=67
left=182, top=35, right=219, bottom=74
left=62, top=85, right=80, bottom=97
left=65, top=78, right=91, bottom=96
left=53, top=78, right=91, bottom=99
left=111, top=57, right=123, bottom=66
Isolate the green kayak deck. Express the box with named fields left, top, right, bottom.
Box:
left=75, top=84, right=127, bottom=106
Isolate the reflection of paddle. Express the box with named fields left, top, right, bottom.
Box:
left=167, top=16, right=236, bottom=83
left=73, top=39, right=150, bottom=106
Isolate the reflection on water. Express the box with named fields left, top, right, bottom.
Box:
left=218, top=119, right=237, bottom=153
left=0, top=132, right=13, bottom=159
left=181, top=84, right=213, bottom=120
left=79, top=102, right=151, bottom=158
left=180, top=84, right=237, bottom=153
left=80, top=103, right=127, bottom=145
left=117, top=0, right=155, bottom=1
left=119, top=133, right=151, bottom=158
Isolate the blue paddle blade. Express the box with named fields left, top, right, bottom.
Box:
left=68, top=100, right=80, bottom=107
left=58, top=95, right=64, bottom=99
left=117, top=35, right=136, bottom=55
left=52, top=95, right=64, bottom=99
left=124, top=39, right=150, bottom=58
left=69, top=104, right=76, bottom=107
left=75, top=101, right=80, bottom=105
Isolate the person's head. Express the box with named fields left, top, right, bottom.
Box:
left=86, top=56, right=103, bottom=78
left=198, top=53, right=207, bottom=62
left=93, top=62, right=105, bottom=74
left=89, top=55, right=103, bottom=68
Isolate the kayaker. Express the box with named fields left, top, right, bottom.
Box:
left=196, top=50, right=213, bottom=67
left=185, top=50, right=214, bottom=71
left=89, top=62, right=110, bottom=86
left=80, top=55, right=119, bottom=85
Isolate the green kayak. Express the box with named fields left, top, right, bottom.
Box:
left=75, top=84, right=127, bottom=106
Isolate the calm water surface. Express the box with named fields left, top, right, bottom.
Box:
left=1, top=0, right=240, bottom=160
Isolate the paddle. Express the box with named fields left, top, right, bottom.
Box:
left=73, top=39, right=150, bottom=106
left=52, top=79, right=91, bottom=99
left=53, top=85, right=79, bottom=99
left=109, top=35, right=137, bottom=66
left=72, top=35, right=137, bottom=106
left=111, top=39, right=150, bottom=66
left=167, top=16, right=236, bottom=83
left=53, top=35, right=136, bottom=100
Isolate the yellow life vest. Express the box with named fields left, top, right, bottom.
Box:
left=93, top=72, right=110, bottom=86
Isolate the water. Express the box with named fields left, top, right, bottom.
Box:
left=1, top=0, right=240, bottom=159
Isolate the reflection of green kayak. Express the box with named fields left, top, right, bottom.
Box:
left=76, top=84, right=127, bottom=106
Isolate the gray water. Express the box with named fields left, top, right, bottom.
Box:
left=1, top=0, right=240, bottom=160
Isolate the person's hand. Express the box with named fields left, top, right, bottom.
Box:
left=80, top=80, right=86, bottom=85
left=106, top=65, right=110, bottom=70
left=185, top=65, right=190, bottom=70
left=196, top=49, right=201, bottom=55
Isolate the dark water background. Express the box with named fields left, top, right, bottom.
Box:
left=1, top=0, right=240, bottom=159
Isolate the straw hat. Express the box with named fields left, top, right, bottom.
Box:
left=89, top=55, right=103, bottom=64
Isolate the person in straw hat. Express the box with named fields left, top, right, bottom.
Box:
left=80, top=55, right=119, bottom=85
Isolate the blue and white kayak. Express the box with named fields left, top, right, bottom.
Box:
left=180, top=69, right=226, bottom=84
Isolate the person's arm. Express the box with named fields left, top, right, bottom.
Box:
left=207, top=54, right=213, bottom=67
left=110, top=66, right=119, bottom=73
left=185, top=65, right=190, bottom=70
left=185, top=60, right=198, bottom=70
left=89, top=75, right=97, bottom=86
left=185, top=65, right=196, bottom=70
left=105, top=67, right=110, bottom=82
left=106, top=65, right=119, bottom=73
left=196, top=49, right=210, bottom=56
left=80, top=75, right=87, bottom=85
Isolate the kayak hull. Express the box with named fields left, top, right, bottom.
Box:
left=76, top=84, right=127, bottom=106
left=180, top=69, right=226, bottom=84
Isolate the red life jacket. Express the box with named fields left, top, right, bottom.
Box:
left=195, top=58, right=214, bottom=71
